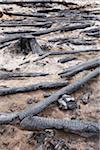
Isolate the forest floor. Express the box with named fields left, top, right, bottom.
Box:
left=0, top=1, right=100, bottom=150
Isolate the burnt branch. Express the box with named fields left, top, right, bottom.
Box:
left=0, top=68, right=99, bottom=125
left=20, top=116, right=99, bottom=137
left=59, top=57, right=100, bottom=77
left=0, top=81, right=69, bottom=96
left=33, top=49, right=100, bottom=62
left=0, top=72, right=49, bottom=79
left=19, top=67, right=99, bottom=120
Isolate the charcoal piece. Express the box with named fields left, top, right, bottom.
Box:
left=20, top=36, right=44, bottom=55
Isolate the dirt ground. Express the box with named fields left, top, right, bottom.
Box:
left=0, top=1, right=100, bottom=150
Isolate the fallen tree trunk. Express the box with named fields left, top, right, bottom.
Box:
left=0, top=81, right=68, bottom=96
left=58, top=38, right=96, bottom=45
left=0, top=0, right=77, bottom=6
left=4, top=23, right=93, bottom=35
left=0, top=43, right=10, bottom=49
left=0, top=67, right=99, bottom=124
left=0, top=72, right=49, bottom=79
left=0, top=22, right=52, bottom=28
left=20, top=116, right=99, bottom=137
left=20, top=36, right=44, bottom=55
left=32, top=23, right=93, bottom=36
left=0, top=37, right=19, bottom=44
left=59, top=57, right=100, bottom=77
left=0, top=112, right=19, bottom=125
left=19, top=67, right=99, bottom=120
left=3, top=12, right=46, bottom=18
left=33, top=49, right=100, bottom=62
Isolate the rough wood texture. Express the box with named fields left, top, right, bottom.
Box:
left=4, top=23, right=93, bottom=35
left=20, top=116, right=99, bottom=137
left=58, top=57, right=76, bottom=63
left=19, top=67, right=99, bottom=120
left=0, top=81, right=68, bottom=96
left=20, top=36, right=44, bottom=55
left=3, top=12, right=46, bottom=18
left=33, top=49, right=100, bottom=62
left=0, top=0, right=77, bottom=5
left=59, top=57, right=100, bottom=77
left=0, top=72, right=49, bottom=79
left=0, top=68, right=99, bottom=125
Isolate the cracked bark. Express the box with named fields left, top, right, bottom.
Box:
left=0, top=68, right=99, bottom=138
left=20, top=116, right=99, bottom=137
left=59, top=57, right=100, bottom=77
left=33, top=49, right=100, bottom=62
left=0, top=72, right=49, bottom=79
left=0, top=81, right=68, bottom=96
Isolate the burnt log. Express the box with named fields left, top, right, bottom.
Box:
left=0, top=68, right=99, bottom=124
left=20, top=36, right=44, bottom=55
left=58, top=57, right=76, bottom=63
left=3, top=12, right=46, bottom=18
left=33, top=49, right=100, bottom=62
left=4, top=23, right=93, bottom=35
left=20, top=116, right=99, bottom=137
left=19, top=67, right=99, bottom=120
left=59, top=57, right=100, bottom=77
left=0, top=81, right=69, bottom=96
left=0, top=72, right=49, bottom=79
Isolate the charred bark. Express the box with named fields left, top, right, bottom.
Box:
left=0, top=72, right=49, bottom=79
left=33, top=49, right=100, bottom=62
left=19, top=67, right=99, bottom=120
left=0, top=68, right=99, bottom=124
left=0, top=81, right=68, bottom=96
left=20, top=116, right=99, bottom=137
left=59, top=57, right=100, bottom=77
left=58, top=57, right=76, bottom=63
